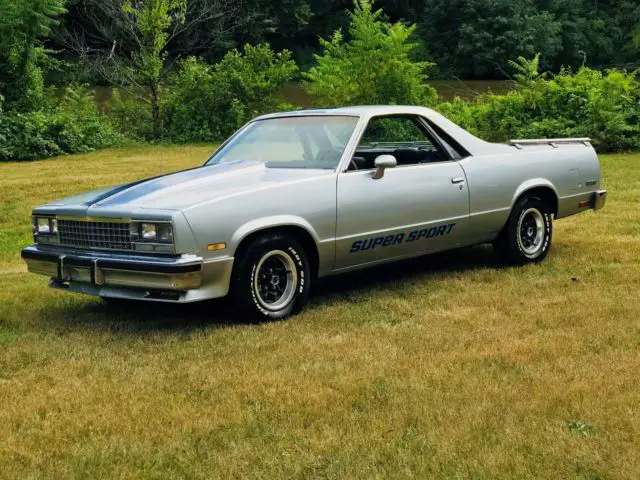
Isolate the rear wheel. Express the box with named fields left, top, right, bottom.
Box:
left=231, top=233, right=311, bottom=321
left=494, top=195, right=553, bottom=265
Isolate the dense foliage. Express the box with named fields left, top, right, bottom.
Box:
left=0, top=0, right=120, bottom=161
left=1, top=0, right=638, bottom=161
left=163, top=44, right=298, bottom=142
left=0, top=87, right=121, bottom=161
left=304, top=0, right=436, bottom=107
left=418, top=0, right=639, bottom=77
left=58, top=0, right=640, bottom=79
left=0, top=0, right=66, bottom=111
left=438, top=66, right=640, bottom=153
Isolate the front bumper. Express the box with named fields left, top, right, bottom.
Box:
left=20, top=245, right=231, bottom=302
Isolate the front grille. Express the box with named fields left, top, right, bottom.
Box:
left=58, top=219, right=133, bottom=250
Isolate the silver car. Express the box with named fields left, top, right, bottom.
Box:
left=22, top=106, right=607, bottom=319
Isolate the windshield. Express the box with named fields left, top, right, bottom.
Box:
left=205, top=116, right=359, bottom=169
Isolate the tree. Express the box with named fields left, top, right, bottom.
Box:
left=0, top=0, right=67, bottom=111
left=66, top=0, right=241, bottom=139
left=164, top=44, right=298, bottom=142
left=304, top=0, right=437, bottom=107
left=420, top=0, right=563, bottom=79
left=122, top=0, right=185, bottom=138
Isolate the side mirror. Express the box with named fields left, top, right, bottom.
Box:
left=372, top=155, right=397, bottom=180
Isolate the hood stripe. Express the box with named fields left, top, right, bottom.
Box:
left=94, top=162, right=259, bottom=207
left=82, top=168, right=200, bottom=207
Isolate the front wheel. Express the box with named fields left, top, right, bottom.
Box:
left=230, top=233, right=311, bottom=321
left=493, top=195, right=553, bottom=265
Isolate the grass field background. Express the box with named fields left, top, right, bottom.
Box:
left=0, top=147, right=639, bottom=478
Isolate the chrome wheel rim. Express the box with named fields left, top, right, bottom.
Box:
left=253, top=250, right=297, bottom=311
left=517, top=208, right=545, bottom=256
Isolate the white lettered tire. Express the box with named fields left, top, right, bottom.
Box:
left=494, top=195, right=553, bottom=265
left=231, top=233, right=311, bottom=321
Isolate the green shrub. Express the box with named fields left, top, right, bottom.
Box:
left=0, top=86, right=122, bottom=161
left=164, top=44, right=298, bottom=143
left=437, top=66, right=640, bottom=152
left=304, top=0, right=437, bottom=107
left=105, top=90, right=156, bottom=142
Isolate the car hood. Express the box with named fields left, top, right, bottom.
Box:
left=40, top=161, right=334, bottom=212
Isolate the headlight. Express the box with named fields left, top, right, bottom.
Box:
left=137, top=222, right=173, bottom=243
left=141, top=223, right=157, bottom=241
left=32, top=216, right=59, bottom=244
left=36, top=217, right=50, bottom=234
left=157, top=224, right=173, bottom=242
left=132, top=221, right=174, bottom=253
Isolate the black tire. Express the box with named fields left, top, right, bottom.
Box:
left=230, top=233, right=311, bottom=321
left=493, top=195, right=553, bottom=265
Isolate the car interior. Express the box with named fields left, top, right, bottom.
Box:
left=348, top=115, right=448, bottom=171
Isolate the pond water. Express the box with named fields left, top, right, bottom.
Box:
left=278, top=80, right=515, bottom=106
left=72, top=80, right=515, bottom=108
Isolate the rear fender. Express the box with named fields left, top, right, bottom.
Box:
left=511, top=179, right=558, bottom=211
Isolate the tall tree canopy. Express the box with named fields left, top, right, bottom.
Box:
left=304, top=0, right=437, bottom=106
left=0, top=0, right=67, bottom=110
left=44, top=0, right=640, bottom=79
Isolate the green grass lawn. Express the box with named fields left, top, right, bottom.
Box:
left=1, top=147, right=639, bottom=479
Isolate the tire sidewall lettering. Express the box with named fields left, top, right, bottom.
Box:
left=286, top=246, right=305, bottom=294
left=249, top=263, right=269, bottom=315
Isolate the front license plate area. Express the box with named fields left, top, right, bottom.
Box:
left=64, top=265, right=93, bottom=283
left=60, top=256, right=96, bottom=284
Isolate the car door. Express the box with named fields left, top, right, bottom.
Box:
left=334, top=115, right=470, bottom=270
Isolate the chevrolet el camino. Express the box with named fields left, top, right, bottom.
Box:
left=22, top=106, right=607, bottom=320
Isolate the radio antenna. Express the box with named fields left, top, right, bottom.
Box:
left=160, top=118, right=164, bottom=175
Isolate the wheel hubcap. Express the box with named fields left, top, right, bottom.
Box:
left=517, top=208, right=545, bottom=256
left=254, top=250, right=297, bottom=311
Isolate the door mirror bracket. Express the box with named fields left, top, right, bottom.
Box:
left=372, top=155, right=397, bottom=180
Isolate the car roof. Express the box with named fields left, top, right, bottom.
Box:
left=255, top=105, right=438, bottom=120
left=254, top=105, right=502, bottom=156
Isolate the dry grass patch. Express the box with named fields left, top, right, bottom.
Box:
left=0, top=148, right=639, bottom=478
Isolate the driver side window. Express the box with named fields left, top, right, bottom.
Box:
left=350, top=115, right=446, bottom=171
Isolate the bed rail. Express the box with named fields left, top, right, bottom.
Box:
left=509, top=138, right=592, bottom=149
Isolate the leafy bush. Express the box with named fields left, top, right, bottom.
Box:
left=164, top=44, right=298, bottom=143
left=105, top=90, right=156, bottom=142
left=304, top=0, right=437, bottom=107
left=437, top=66, right=640, bottom=152
left=0, top=86, right=122, bottom=161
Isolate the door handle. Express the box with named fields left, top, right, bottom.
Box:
left=451, top=177, right=465, bottom=184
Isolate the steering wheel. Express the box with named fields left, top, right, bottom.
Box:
left=350, top=158, right=359, bottom=171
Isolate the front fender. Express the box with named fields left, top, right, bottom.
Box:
left=229, top=215, right=321, bottom=254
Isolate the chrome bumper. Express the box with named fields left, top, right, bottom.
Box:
left=593, top=189, right=607, bottom=211
left=22, top=245, right=204, bottom=299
